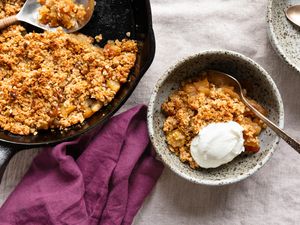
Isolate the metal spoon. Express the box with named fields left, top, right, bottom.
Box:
left=285, top=5, right=300, bottom=27
left=205, top=70, right=300, bottom=153
left=0, top=0, right=95, bottom=33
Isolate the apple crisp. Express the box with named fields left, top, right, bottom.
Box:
left=162, top=72, right=267, bottom=169
left=0, top=1, right=137, bottom=136
left=0, top=24, right=137, bottom=135
left=0, top=0, right=25, bottom=19
left=38, top=0, right=87, bottom=29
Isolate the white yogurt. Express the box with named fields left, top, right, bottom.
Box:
left=190, top=121, right=245, bottom=168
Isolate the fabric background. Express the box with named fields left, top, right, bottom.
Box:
left=1, top=0, right=300, bottom=224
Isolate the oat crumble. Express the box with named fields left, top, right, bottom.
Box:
left=162, top=72, right=267, bottom=169
left=0, top=0, right=25, bottom=19
left=38, top=0, right=87, bottom=29
left=0, top=25, right=137, bottom=135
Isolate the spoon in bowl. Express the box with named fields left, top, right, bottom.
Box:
left=285, top=5, right=300, bottom=27
left=0, top=0, right=95, bottom=33
left=205, top=70, right=300, bottom=153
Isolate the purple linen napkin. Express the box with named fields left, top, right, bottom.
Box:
left=0, top=105, right=164, bottom=225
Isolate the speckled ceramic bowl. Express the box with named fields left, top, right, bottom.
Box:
left=267, top=0, right=300, bottom=73
left=148, top=50, right=284, bottom=185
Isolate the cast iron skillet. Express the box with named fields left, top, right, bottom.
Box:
left=0, top=0, right=156, bottom=181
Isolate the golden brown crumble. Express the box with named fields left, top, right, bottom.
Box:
left=38, top=0, right=87, bottom=29
left=162, top=72, right=267, bottom=169
left=0, top=0, right=25, bottom=19
left=0, top=1, right=137, bottom=135
left=95, top=34, right=103, bottom=43
left=0, top=25, right=137, bottom=135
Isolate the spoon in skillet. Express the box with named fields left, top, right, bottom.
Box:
left=206, top=70, right=300, bottom=153
left=285, top=5, right=300, bottom=27
left=0, top=0, right=95, bottom=33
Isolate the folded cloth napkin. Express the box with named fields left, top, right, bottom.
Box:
left=0, top=105, right=164, bottom=225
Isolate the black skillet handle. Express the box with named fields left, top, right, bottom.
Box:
left=0, top=143, right=22, bottom=183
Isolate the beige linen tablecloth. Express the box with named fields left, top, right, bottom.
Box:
left=1, top=0, right=300, bottom=224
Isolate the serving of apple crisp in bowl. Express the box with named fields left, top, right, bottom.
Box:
left=161, top=71, right=267, bottom=169
left=148, top=51, right=284, bottom=185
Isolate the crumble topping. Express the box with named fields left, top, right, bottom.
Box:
left=38, top=0, right=87, bottom=29
left=0, top=0, right=25, bottom=19
left=0, top=0, right=137, bottom=135
left=162, top=72, right=267, bottom=169
left=0, top=25, right=137, bottom=135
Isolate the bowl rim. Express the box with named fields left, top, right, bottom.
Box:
left=267, top=0, right=300, bottom=73
left=147, top=49, right=284, bottom=186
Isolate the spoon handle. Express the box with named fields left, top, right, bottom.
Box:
left=0, top=15, right=18, bottom=30
left=242, top=97, right=300, bottom=153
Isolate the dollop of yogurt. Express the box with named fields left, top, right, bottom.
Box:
left=191, top=121, right=245, bottom=168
